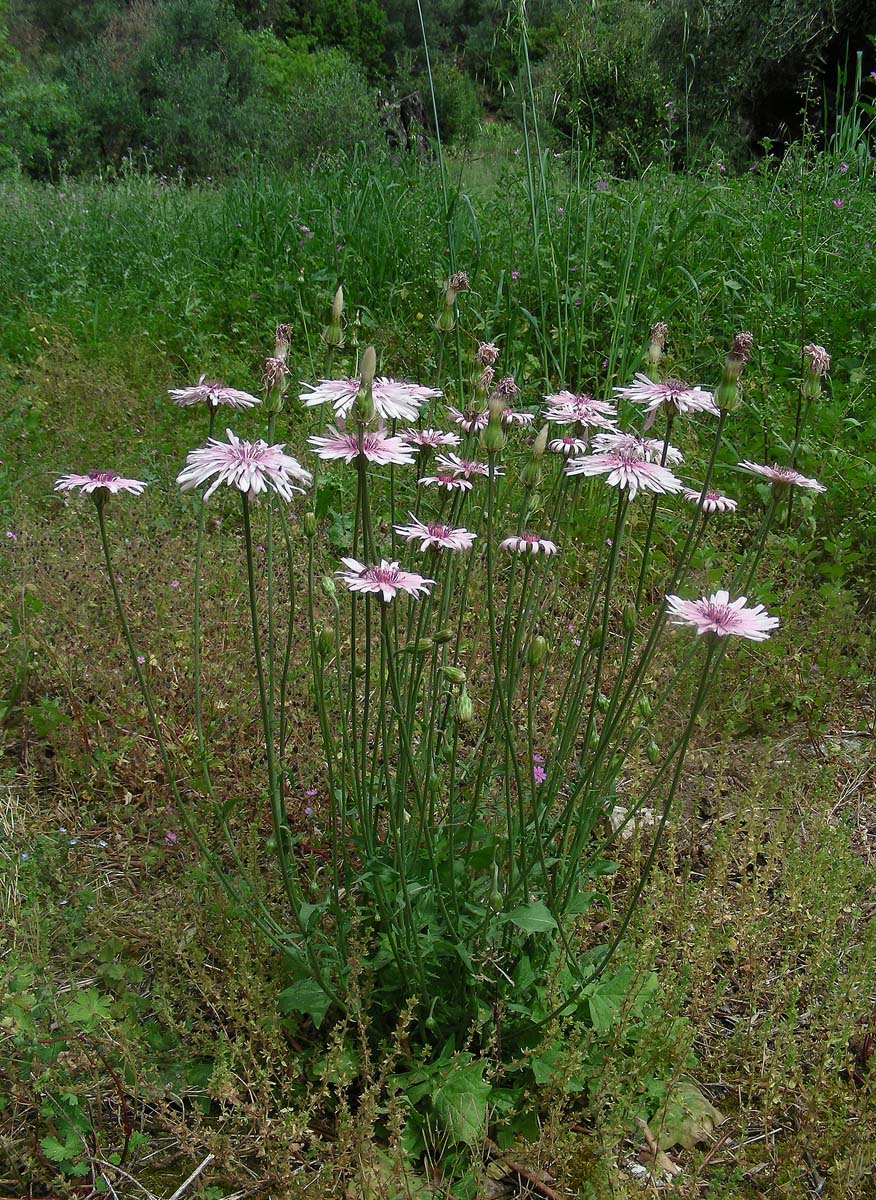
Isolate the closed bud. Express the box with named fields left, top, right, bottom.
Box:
left=596, top=691, right=610, bottom=713
left=303, top=511, right=316, bottom=538
left=637, top=695, right=652, bottom=719
left=489, top=863, right=503, bottom=911
left=528, top=635, right=548, bottom=667
left=647, top=739, right=661, bottom=765
left=331, top=284, right=344, bottom=324
left=428, top=773, right=440, bottom=795
left=589, top=727, right=601, bottom=752
left=317, top=627, right=334, bottom=656
left=532, top=423, right=549, bottom=459
left=622, top=604, right=637, bottom=635
left=433, top=628, right=454, bottom=645
left=442, top=665, right=467, bottom=685
left=457, top=685, right=474, bottom=723
left=404, top=638, right=433, bottom=654
left=480, top=420, right=506, bottom=453
left=520, top=458, right=542, bottom=490
left=589, top=628, right=603, bottom=650
left=359, top=346, right=376, bottom=391
left=321, top=575, right=337, bottom=597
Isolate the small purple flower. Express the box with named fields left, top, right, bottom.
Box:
left=304, top=806, right=313, bottom=817
left=532, top=759, right=547, bottom=785
left=839, top=161, right=849, bottom=174
left=833, top=198, right=844, bottom=209
left=136, top=655, right=146, bottom=665
left=5, top=531, right=16, bottom=540
left=305, top=787, right=318, bottom=797
left=171, top=579, right=180, bottom=588
left=595, top=180, right=609, bottom=192
left=511, top=270, right=521, bottom=280
left=164, top=831, right=178, bottom=846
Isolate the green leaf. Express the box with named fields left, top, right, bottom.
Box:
left=502, top=901, right=557, bottom=934
left=277, top=979, right=332, bottom=1028
left=65, top=988, right=112, bottom=1028
left=40, top=1134, right=78, bottom=1163
left=432, top=1059, right=492, bottom=1146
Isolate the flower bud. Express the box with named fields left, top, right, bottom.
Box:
left=589, top=629, right=603, bottom=650
left=442, top=665, right=467, bottom=685
left=489, top=863, right=503, bottom=911
left=303, top=511, right=316, bottom=538
left=404, top=638, right=433, bottom=655
left=716, top=331, right=753, bottom=413
left=532, top=423, right=549, bottom=459
left=647, top=739, right=661, bottom=765
left=359, top=345, right=376, bottom=391
left=637, top=695, right=652, bottom=719
left=317, top=627, right=334, bottom=657
left=322, top=285, right=345, bottom=349
left=596, top=691, right=610, bottom=713
left=528, top=636, right=548, bottom=667
left=520, top=458, right=542, bottom=490
left=480, top=420, right=506, bottom=454
left=433, top=628, right=453, bottom=645
left=321, top=575, right=337, bottom=598
left=457, top=685, right=474, bottom=724
left=622, top=604, right=637, bottom=635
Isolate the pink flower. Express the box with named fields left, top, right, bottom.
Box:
left=565, top=451, right=683, bottom=499
left=401, top=428, right=461, bottom=449
left=55, top=470, right=147, bottom=497
left=136, top=655, right=146, bottom=664
left=307, top=426, right=415, bottom=466
left=737, top=461, right=826, bottom=493
left=5, top=530, right=18, bottom=541
left=666, top=589, right=779, bottom=642
left=803, top=344, right=830, bottom=376
left=681, top=487, right=737, bottom=514
left=169, top=376, right=260, bottom=410
left=832, top=198, right=844, bottom=208
left=500, top=408, right=535, bottom=427
left=549, top=436, right=590, bottom=456
left=394, top=514, right=476, bottom=551
left=613, top=373, right=718, bottom=430
left=510, top=269, right=521, bottom=280
left=177, top=429, right=312, bottom=501
left=171, top=579, right=180, bottom=589
left=542, top=392, right=618, bottom=431
left=164, top=831, right=178, bottom=846
left=591, top=431, right=684, bottom=466
left=336, top=558, right=435, bottom=601
left=447, top=406, right=489, bottom=432
left=500, top=534, right=558, bottom=555
left=301, top=376, right=441, bottom=422
left=532, top=760, right=547, bottom=785
left=434, top=452, right=496, bottom=478
left=418, top=472, right=473, bottom=492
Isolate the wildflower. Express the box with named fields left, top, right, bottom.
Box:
left=492, top=376, right=520, bottom=401
left=510, top=269, right=521, bottom=280
left=832, top=198, right=844, bottom=208
left=5, top=530, right=17, bottom=540
left=177, top=429, right=312, bottom=501
left=500, top=534, right=558, bottom=555
left=164, top=831, right=178, bottom=846
left=839, top=161, right=849, bottom=174
left=666, top=590, right=779, bottom=642
left=533, top=758, right=547, bottom=785
left=308, top=426, right=415, bottom=466
left=418, top=472, right=473, bottom=492
left=447, top=407, right=489, bottom=433
left=262, top=357, right=289, bottom=392
left=136, top=655, right=146, bottom=664
left=681, top=487, right=738, bottom=514
left=476, top=342, right=500, bottom=366
left=169, top=377, right=261, bottom=411
left=501, top=408, right=535, bottom=427
left=336, top=558, right=435, bottom=601
left=566, top=451, right=683, bottom=500
left=548, top=436, right=589, bottom=457
left=595, top=180, right=609, bottom=192
left=737, top=461, right=826, bottom=493
left=301, top=377, right=441, bottom=423
left=170, top=580, right=180, bottom=589
left=55, top=470, right=147, bottom=497
left=447, top=270, right=469, bottom=296
left=434, top=452, right=495, bottom=478
left=542, top=391, right=618, bottom=431
left=401, top=428, right=461, bottom=449
left=394, top=514, right=476, bottom=551
left=613, top=373, right=718, bottom=429
left=803, top=344, right=830, bottom=376
left=591, top=431, right=683, bottom=466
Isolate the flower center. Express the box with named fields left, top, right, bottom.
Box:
left=662, top=377, right=689, bottom=395
left=87, top=470, right=119, bottom=483
left=427, top=524, right=451, bottom=538
left=705, top=490, right=720, bottom=501
left=437, top=473, right=455, bottom=484
left=364, top=565, right=399, bottom=586
left=522, top=533, right=539, bottom=544
left=704, top=601, right=734, bottom=626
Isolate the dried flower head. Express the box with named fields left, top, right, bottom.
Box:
left=476, top=341, right=500, bottom=366
left=649, top=322, right=669, bottom=352
left=274, top=323, right=292, bottom=359
left=262, top=357, right=289, bottom=391
left=448, top=270, right=470, bottom=294
left=492, top=375, right=520, bottom=401
left=803, top=344, right=830, bottom=376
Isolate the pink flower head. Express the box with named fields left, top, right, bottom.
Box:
left=738, top=460, right=826, bottom=493
left=307, top=426, right=414, bottom=466
left=401, top=428, right=461, bottom=449
left=418, top=472, right=473, bottom=492
left=500, top=408, right=535, bottom=427
left=55, top=470, right=147, bottom=497
left=613, top=373, right=718, bottom=430
left=803, top=344, right=830, bottom=376
left=542, top=392, right=618, bottom=431
left=336, top=558, right=435, bottom=602
left=169, top=376, right=260, bottom=410
left=549, top=436, right=590, bottom=456
left=301, top=376, right=441, bottom=422
left=447, top=406, right=489, bottom=433
left=565, top=451, right=683, bottom=500
left=177, top=429, right=312, bottom=501
left=681, top=487, right=738, bottom=514
left=434, top=452, right=496, bottom=478
left=500, top=533, right=558, bottom=555
left=666, top=589, right=779, bottom=642
left=591, top=431, right=684, bottom=466
left=394, top=514, right=476, bottom=551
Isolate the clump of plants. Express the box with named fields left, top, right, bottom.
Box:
left=52, top=289, right=830, bottom=1181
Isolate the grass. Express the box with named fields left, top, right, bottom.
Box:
left=1, top=141, right=875, bottom=1197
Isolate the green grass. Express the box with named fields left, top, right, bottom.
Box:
left=1, top=147, right=875, bottom=1196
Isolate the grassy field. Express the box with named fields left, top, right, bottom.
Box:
left=1, top=144, right=875, bottom=1198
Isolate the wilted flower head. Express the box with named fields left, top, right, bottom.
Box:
left=336, top=558, right=435, bottom=601
left=666, top=589, right=779, bottom=642
left=308, top=426, right=415, bottom=466
left=301, top=377, right=441, bottom=423
left=262, top=357, right=289, bottom=392
left=477, top=366, right=495, bottom=393
left=803, top=344, right=830, bottom=376
left=177, top=429, right=312, bottom=501
left=649, top=322, right=669, bottom=352
left=500, top=533, right=558, bottom=555
left=394, top=514, right=476, bottom=552
left=274, top=323, right=292, bottom=360
left=738, top=460, right=826, bottom=493
left=169, top=377, right=261, bottom=411
left=613, top=373, right=718, bottom=430
left=681, top=487, right=738, bottom=514
left=55, top=470, right=147, bottom=497
left=476, top=341, right=500, bottom=366
left=447, top=406, right=489, bottom=433
left=401, top=428, right=461, bottom=449
left=448, top=270, right=470, bottom=295
left=591, top=431, right=684, bottom=466
left=492, top=375, right=520, bottom=401
left=566, top=450, right=683, bottom=499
